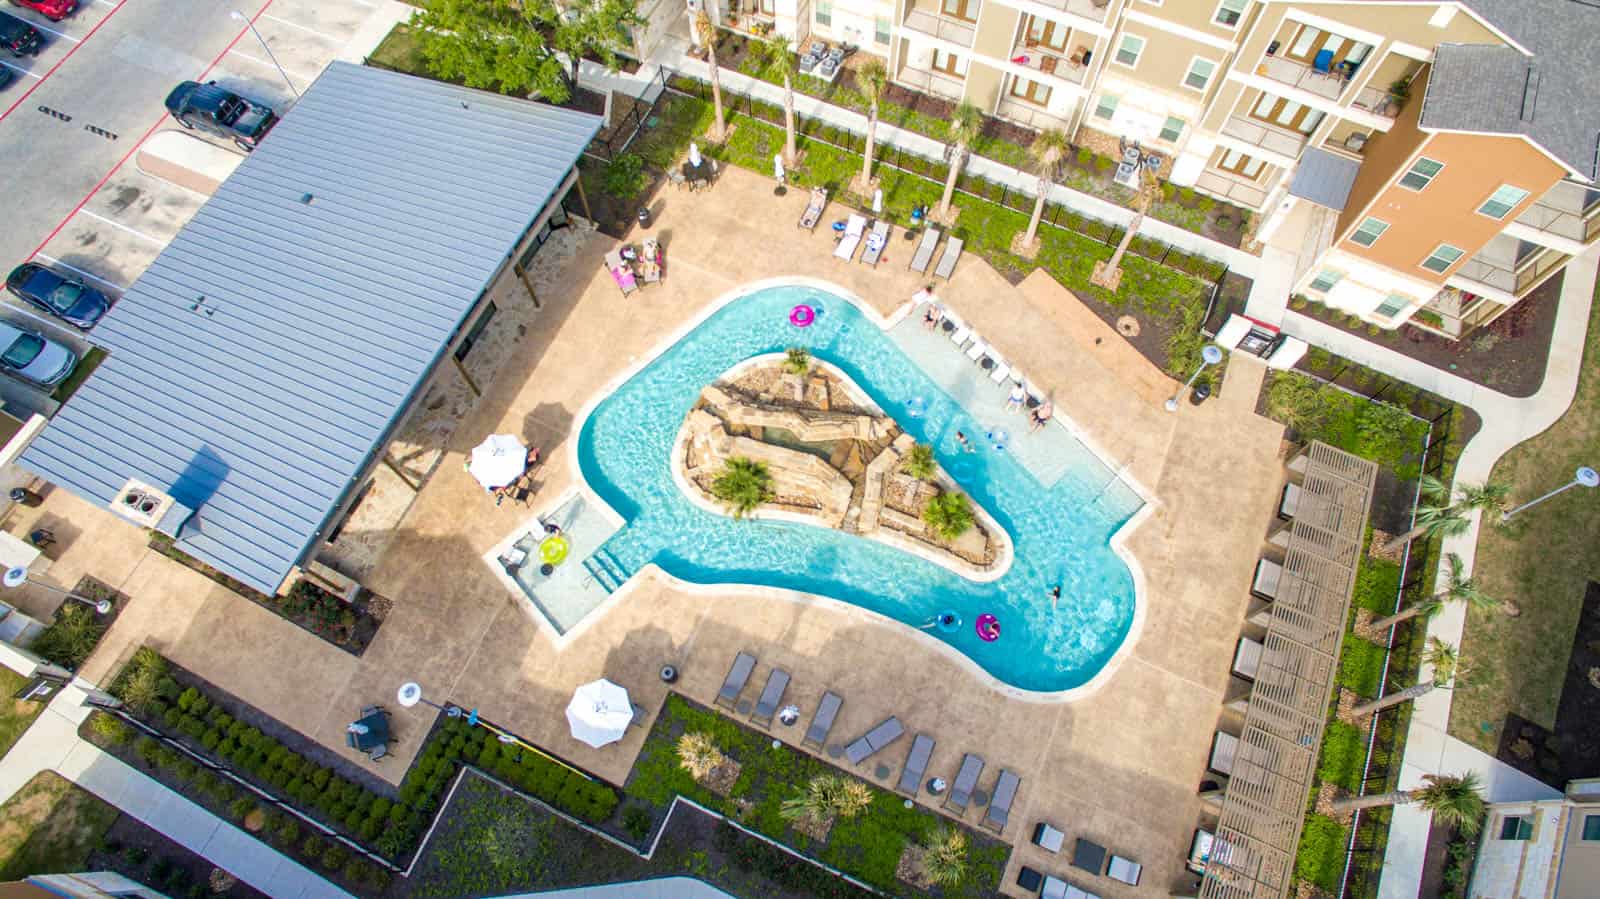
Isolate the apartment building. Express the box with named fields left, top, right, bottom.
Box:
left=689, top=0, right=1600, bottom=337
left=1469, top=779, right=1600, bottom=899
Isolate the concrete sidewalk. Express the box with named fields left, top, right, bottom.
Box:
left=0, top=683, right=351, bottom=899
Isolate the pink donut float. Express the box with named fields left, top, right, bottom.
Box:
left=789, top=304, right=816, bottom=327
left=975, top=613, right=1001, bottom=642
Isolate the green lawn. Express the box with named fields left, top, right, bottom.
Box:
left=0, top=667, right=45, bottom=761
left=1450, top=278, right=1600, bottom=753
left=1295, top=813, right=1347, bottom=893
left=1263, top=370, right=1430, bottom=477
left=0, top=772, right=118, bottom=879
left=366, top=23, right=429, bottom=77
left=52, top=347, right=105, bottom=405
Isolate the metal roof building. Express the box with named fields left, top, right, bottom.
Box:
left=21, top=62, right=601, bottom=594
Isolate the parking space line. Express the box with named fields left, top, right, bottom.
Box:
left=31, top=254, right=127, bottom=292
left=77, top=209, right=166, bottom=245
left=226, top=48, right=316, bottom=84
left=27, top=21, right=82, bottom=45
left=0, top=0, right=128, bottom=125
left=0, top=60, right=43, bottom=80
left=260, top=13, right=344, bottom=43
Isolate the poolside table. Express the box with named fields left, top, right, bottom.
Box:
left=345, top=709, right=389, bottom=753
left=1072, top=837, right=1108, bottom=875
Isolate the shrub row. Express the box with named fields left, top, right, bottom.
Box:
left=403, top=717, right=619, bottom=825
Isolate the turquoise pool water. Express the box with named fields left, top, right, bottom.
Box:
left=576, top=284, right=1143, bottom=694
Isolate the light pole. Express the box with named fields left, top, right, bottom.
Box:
left=396, top=682, right=463, bottom=717
left=1166, top=344, right=1224, bottom=412
left=1500, top=466, right=1599, bottom=523
left=230, top=11, right=299, bottom=98
left=3, top=567, right=112, bottom=614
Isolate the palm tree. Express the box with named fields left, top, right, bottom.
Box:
left=938, top=103, right=982, bottom=219
left=782, top=347, right=811, bottom=375
left=1019, top=129, right=1072, bottom=251
left=694, top=10, right=726, bottom=140
left=901, top=444, right=936, bottom=481
left=1380, top=476, right=1510, bottom=554
left=1367, top=553, right=1501, bottom=631
left=918, top=826, right=969, bottom=886
left=1092, top=168, right=1162, bottom=289
left=712, top=457, right=773, bottom=518
left=677, top=732, right=725, bottom=780
left=753, top=35, right=799, bottom=165
left=1348, top=638, right=1462, bottom=718
left=1330, top=772, right=1486, bottom=835
left=855, top=59, right=888, bottom=189
left=779, top=774, right=872, bottom=827
left=923, top=491, right=973, bottom=540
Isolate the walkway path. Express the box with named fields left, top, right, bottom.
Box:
left=503, top=877, right=733, bottom=899
left=0, top=681, right=351, bottom=898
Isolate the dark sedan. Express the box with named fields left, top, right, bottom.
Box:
left=164, top=80, right=278, bottom=151
left=0, top=10, right=41, bottom=56
left=5, top=262, right=109, bottom=329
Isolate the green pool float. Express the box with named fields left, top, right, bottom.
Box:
left=539, top=534, right=570, bottom=566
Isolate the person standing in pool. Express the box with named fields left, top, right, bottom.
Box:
left=1029, top=401, right=1054, bottom=433
left=1006, top=381, right=1027, bottom=413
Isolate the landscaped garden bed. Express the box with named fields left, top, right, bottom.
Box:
left=26, top=576, right=125, bottom=673
left=147, top=532, right=386, bottom=655
left=624, top=694, right=1009, bottom=897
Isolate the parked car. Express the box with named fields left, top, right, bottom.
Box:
left=5, top=262, right=109, bottom=329
left=164, top=81, right=278, bottom=151
left=0, top=11, right=41, bottom=56
left=0, top=64, right=13, bottom=90
left=0, top=320, right=76, bottom=386
left=9, top=0, right=75, bottom=21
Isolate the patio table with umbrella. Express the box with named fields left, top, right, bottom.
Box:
left=346, top=706, right=390, bottom=760
left=470, top=434, right=528, bottom=492
left=566, top=678, right=635, bottom=748
left=682, top=141, right=714, bottom=190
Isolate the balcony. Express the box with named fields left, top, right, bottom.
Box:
left=1013, top=0, right=1112, bottom=25
left=1349, top=85, right=1400, bottom=120
left=1010, top=40, right=1088, bottom=87
left=1256, top=55, right=1347, bottom=102
left=1448, top=232, right=1564, bottom=301
left=1514, top=180, right=1600, bottom=245
left=896, top=64, right=966, bottom=102
left=1196, top=170, right=1269, bottom=210
left=1415, top=287, right=1505, bottom=340
left=902, top=8, right=977, bottom=47
left=721, top=8, right=775, bottom=39
left=995, top=96, right=1072, bottom=132
left=1221, top=116, right=1307, bottom=160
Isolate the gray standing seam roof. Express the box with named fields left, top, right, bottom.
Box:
left=20, top=62, right=601, bottom=595
left=1287, top=148, right=1359, bottom=211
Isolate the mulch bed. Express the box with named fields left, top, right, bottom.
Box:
left=86, top=811, right=269, bottom=899
left=1493, top=580, right=1600, bottom=787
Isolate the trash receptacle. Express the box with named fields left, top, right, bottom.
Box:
left=9, top=488, right=42, bottom=507
left=637, top=207, right=652, bottom=229
left=1190, top=382, right=1213, bottom=406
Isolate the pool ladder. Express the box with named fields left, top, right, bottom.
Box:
left=581, top=547, right=631, bottom=594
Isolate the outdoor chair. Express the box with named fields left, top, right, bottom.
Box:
left=896, top=734, right=935, bottom=796
left=966, top=339, right=988, bottom=362
left=803, top=691, right=843, bottom=749
left=368, top=743, right=387, bottom=762
left=1277, top=482, right=1302, bottom=520
left=1232, top=635, right=1264, bottom=682
left=1251, top=557, right=1283, bottom=601
left=834, top=214, right=868, bottom=261
left=1208, top=730, right=1239, bottom=777
left=749, top=667, right=791, bottom=727
left=629, top=702, right=649, bottom=728
left=860, top=220, right=891, bottom=266
left=909, top=227, right=940, bottom=273
left=943, top=753, right=985, bottom=813
left=933, top=235, right=963, bottom=280
left=715, top=651, right=757, bottom=710
left=1312, top=49, right=1334, bottom=76
left=844, top=716, right=904, bottom=765
left=799, top=187, right=828, bottom=230
left=982, top=769, right=1020, bottom=833
left=668, top=169, right=688, bottom=191
left=944, top=311, right=972, bottom=348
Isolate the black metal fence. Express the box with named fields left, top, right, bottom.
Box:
left=584, top=67, right=671, bottom=162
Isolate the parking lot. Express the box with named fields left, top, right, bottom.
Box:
left=0, top=0, right=398, bottom=415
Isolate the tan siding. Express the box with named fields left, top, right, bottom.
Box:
left=1135, top=0, right=1260, bottom=40
left=1287, top=2, right=1500, bottom=47
left=973, top=3, right=1019, bottom=58
left=1556, top=808, right=1600, bottom=899
left=1335, top=79, right=1426, bottom=241
left=1109, top=27, right=1225, bottom=100
left=1202, top=80, right=1246, bottom=131
left=964, top=59, right=1004, bottom=110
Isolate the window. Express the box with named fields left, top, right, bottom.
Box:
left=1010, top=77, right=1052, bottom=106
left=931, top=49, right=965, bottom=76
left=1159, top=116, right=1185, bottom=142
left=1421, top=243, right=1465, bottom=274
left=1375, top=294, right=1408, bottom=319
left=940, top=0, right=978, bottom=22
left=814, top=0, right=830, bottom=27
left=1399, top=157, right=1444, bottom=191
left=1026, top=16, right=1070, bottom=51
left=1350, top=216, right=1389, bottom=247
left=759, top=0, right=774, bottom=14
left=1583, top=814, right=1600, bottom=841
left=1217, top=148, right=1264, bottom=179
left=1498, top=815, right=1534, bottom=841
left=1213, top=0, right=1248, bottom=28
left=1478, top=184, right=1530, bottom=220
left=1093, top=94, right=1119, bottom=120
left=874, top=17, right=891, bottom=44
left=1184, top=58, right=1217, bottom=91
left=1115, top=34, right=1145, bottom=68
left=1309, top=269, right=1343, bottom=293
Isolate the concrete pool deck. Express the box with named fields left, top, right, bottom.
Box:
left=6, top=165, right=1287, bottom=896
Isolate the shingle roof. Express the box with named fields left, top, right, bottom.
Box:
left=21, top=62, right=601, bottom=594
left=1288, top=148, right=1360, bottom=210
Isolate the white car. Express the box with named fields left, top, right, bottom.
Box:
left=0, top=321, right=76, bottom=386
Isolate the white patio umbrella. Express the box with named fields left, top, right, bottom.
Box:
left=773, top=153, right=786, bottom=184
left=872, top=188, right=883, bottom=216
left=688, top=141, right=702, bottom=168
left=566, top=678, right=633, bottom=748
left=469, top=433, right=527, bottom=489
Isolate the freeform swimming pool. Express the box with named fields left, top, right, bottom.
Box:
left=575, top=282, right=1146, bottom=695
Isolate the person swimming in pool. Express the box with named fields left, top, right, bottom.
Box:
left=1048, top=585, right=1062, bottom=609
left=956, top=430, right=974, bottom=452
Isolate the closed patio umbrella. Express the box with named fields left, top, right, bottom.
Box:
left=469, top=434, right=527, bottom=489
left=688, top=141, right=702, bottom=168
left=566, top=679, right=633, bottom=748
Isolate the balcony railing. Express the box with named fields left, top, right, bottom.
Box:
left=896, top=65, right=966, bottom=101
left=1010, top=0, right=1111, bottom=24
left=1221, top=116, right=1307, bottom=159
left=1256, top=55, right=1347, bottom=102
left=1196, top=170, right=1269, bottom=210
left=995, top=96, right=1072, bottom=132
left=1010, top=41, right=1088, bottom=86
left=1349, top=86, right=1400, bottom=119
left=902, top=8, right=977, bottom=47
left=1515, top=181, right=1600, bottom=244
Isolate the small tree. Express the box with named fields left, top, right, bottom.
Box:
left=677, top=732, right=725, bottom=780
left=694, top=10, right=727, bottom=140
left=601, top=154, right=647, bottom=199
left=412, top=0, right=639, bottom=103
left=1380, top=476, right=1509, bottom=554
left=856, top=59, right=889, bottom=188
left=1368, top=553, right=1503, bottom=631
left=938, top=104, right=982, bottom=219
left=901, top=444, right=936, bottom=481
left=923, top=491, right=973, bottom=540
left=1348, top=638, right=1462, bottom=718
left=752, top=35, right=800, bottom=165
left=1019, top=129, right=1072, bottom=251
left=782, top=347, right=811, bottom=375
left=780, top=774, right=872, bottom=827
left=918, top=826, right=969, bottom=886
left=1330, top=772, right=1485, bottom=834
left=712, top=457, right=773, bottom=519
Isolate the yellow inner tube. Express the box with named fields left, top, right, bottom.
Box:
left=539, top=535, right=570, bottom=566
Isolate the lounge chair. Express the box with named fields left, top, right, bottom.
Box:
left=749, top=667, right=791, bottom=727
left=1251, top=557, right=1282, bottom=601
left=944, top=311, right=971, bottom=347
left=909, top=227, right=941, bottom=273
left=1107, top=855, right=1143, bottom=886
left=896, top=734, right=935, bottom=796
left=803, top=691, right=842, bottom=749
left=943, top=753, right=985, bottom=813
left=860, top=220, right=891, bottom=266
left=799, top=188, right=827, bottom=230
left=965, top=340, right=988, bottom=362
left=835, top=214, right=867, bottom=261
left=715, top=652, right=757, bottom=710
left=1208, top=730, right=1239, bottom=776
left=1278, top=482, right=1303, bottom=520
left=609, top=264, right=637, bottom=295
left=933, top=235, right=963, bottom=280
left=982, top=769, right=1020, bottom=833
left=1232, top=635, right=1264, bottom=682
left=844, top=716, right=904, bottom=765
left=989, top=361, right=1012, bottom=384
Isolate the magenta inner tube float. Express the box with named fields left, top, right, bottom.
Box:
left=975, top=613, right=1001, bottom=642
left=789, top=304, right=816, bottom=327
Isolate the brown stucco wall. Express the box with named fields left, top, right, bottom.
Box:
left=1335, top=68, right=1427, bottom=238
